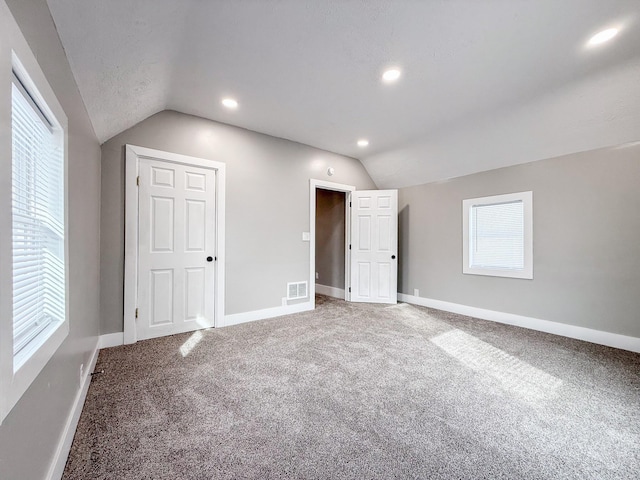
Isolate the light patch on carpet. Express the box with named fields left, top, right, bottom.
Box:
left=431, top=329, right=563, bottom=404
left=180, top=330, right=204, bottom=357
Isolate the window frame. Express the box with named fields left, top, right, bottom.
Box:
left=0, top=47, right=69, bottom=423
left=462, top=191, right=533, bottom=279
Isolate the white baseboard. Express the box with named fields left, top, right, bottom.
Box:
left=315, top=284, right=346, bottom=299
left=99, top=302, right=317, bottom=343
left=98, top=332, right=124, bottom=349
left=398, top=293, right=640, bottom=353
left=223, top=301, right=314, bottom=327
left=46, top=341, right=100, bottom=480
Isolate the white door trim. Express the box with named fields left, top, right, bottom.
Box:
left=309, top=179, right=355, bottom=307
left=124, top=144, right=226, bottom=344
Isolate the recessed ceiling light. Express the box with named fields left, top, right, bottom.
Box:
left=382, top=68, right=401, bottom=83
left=588, top=28, right=619, bottom=46
left=357, top=139, right=369, bottom=147
left=221, top=98, right=238, bottom=109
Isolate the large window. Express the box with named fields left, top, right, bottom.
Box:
left=11, top=73, right=65, bottom=368
left=463, top=191, right=533, bottom=279
left=1, top=49, right=68, bottom=424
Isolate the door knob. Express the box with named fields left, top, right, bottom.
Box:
left=206, top=256, right=213, bottom=262
left=391, top=255, right=396, bottom=259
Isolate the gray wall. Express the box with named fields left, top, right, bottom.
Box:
left=0, top=1, right=101, bottom=479
left=101, top=111, right=375, bottom=334
left=316, top=189, right=346, bottom=289
left=398, top=143, right=640, bottom=338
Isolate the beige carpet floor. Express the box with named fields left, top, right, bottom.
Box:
left=63, top=295, right=640, bottom=479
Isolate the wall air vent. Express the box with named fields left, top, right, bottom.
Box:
left=287, top=281, right=308, bottom=300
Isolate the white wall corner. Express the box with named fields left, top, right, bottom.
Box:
left=46, top=342, right=99, bottom=480
left=398, top=293, right=640, bottom=354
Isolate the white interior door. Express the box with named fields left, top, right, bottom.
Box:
left=350, top=190, right=398, bottom=304
left=137, top=158, right=216, bottom=340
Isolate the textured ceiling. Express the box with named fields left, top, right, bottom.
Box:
left=47, top=0, right=640, bottom=187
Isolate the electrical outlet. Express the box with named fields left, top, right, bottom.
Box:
left=414, top=289, right=419, bottom=297
left=79, top=363, right=84, bottom=384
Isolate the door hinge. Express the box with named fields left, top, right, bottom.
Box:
left=349, top=244, right=351, bottom=250
left=135, top=308, right=139, bottom=319
left=349, top=287, right=351, bottom=293
left=215, top=256, right=217, bottom=261
left=136, top=176, right=140, bottom=186
left=349, top=201, right=352, bottom=207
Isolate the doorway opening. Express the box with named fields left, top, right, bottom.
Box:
left=309, top=180, right=399, bottom=308
left=315, top=188, right=347, bottom=299
left=309, top=180, right=355, bottom=306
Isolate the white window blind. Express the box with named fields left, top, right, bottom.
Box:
left=469, top=200, right=524, bottom=270
left=12, top=74, right=65, bottom=361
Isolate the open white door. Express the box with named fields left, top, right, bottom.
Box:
left=350, top=190, right=398, bottom=304
left=137, top=157, right=216, bottom=340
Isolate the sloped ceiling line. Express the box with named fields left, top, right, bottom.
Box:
left=47, top=0, right=640, bottom=187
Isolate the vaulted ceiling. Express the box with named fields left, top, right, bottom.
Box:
left=48, top=0, right=640, bottom=187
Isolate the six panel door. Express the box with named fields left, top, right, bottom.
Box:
left=350, top=190, right=398, bottom=304
left=137, top=158, right=216, bottom=340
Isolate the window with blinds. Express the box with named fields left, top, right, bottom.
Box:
left=12, top=73, right=65, bottom=366
left=470, top=200, right=524, bottom=270
left=463, top=191, right=533, bottom=279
